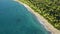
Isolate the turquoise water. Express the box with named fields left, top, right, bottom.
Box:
left=0, top=0, right=50, bottom=34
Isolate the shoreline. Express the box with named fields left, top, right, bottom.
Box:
left=14, top=0, right=60, bottom=34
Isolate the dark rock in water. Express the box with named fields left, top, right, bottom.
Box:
left=0, top=0, right=50, bottom=34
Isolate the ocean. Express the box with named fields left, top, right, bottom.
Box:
left=0, top=0, right=50, bottom=34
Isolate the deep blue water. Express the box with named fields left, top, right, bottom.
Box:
left=0, top=0, right=50, bottom=34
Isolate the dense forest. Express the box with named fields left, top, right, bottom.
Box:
left=19, top=0, right=60, bottom=30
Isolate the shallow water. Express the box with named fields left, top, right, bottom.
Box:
left=0, top=0, right=50, bottom=34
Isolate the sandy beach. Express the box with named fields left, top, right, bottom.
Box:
left=14, top=0, right=60, bottom=34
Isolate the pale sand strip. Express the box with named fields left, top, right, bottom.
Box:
left=14, top=0, right=60, bottom=34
